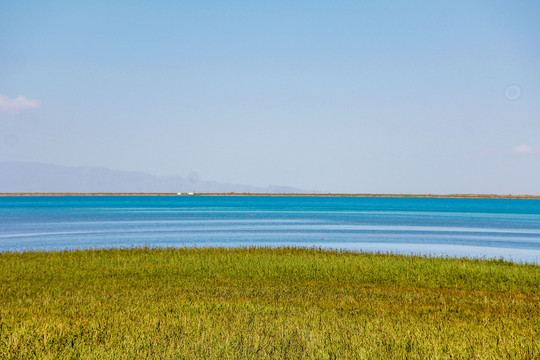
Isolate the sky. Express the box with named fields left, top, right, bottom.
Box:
left=1, top=0, right=539, bottom=194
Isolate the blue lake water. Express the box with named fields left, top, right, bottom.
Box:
left=1, top=196, right=540, bottom=263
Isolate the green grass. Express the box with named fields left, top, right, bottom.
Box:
left=1, top=247, right=539, bottom=359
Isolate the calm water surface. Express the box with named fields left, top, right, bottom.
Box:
left=1, top=196, right=540, bottom=263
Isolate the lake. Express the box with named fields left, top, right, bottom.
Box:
left=1, top=196, right=540, bottom=263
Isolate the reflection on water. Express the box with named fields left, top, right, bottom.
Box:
left=1, top=196, right=540, bottom=263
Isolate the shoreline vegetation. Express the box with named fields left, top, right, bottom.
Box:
left=1, top=192, right=540, bottom=199
left=1, top=247, right=538, bottom=358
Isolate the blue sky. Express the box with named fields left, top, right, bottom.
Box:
left=1, top=1, right=539, bottom=193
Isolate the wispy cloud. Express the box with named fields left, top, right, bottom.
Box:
left=511, top=145, right=540, bottom=154
left=0, top=94, right=41, bottom=113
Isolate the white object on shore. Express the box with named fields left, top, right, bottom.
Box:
left=177, top=192, right=183, bottom=195
left=187, top=192, right=194, bottom=195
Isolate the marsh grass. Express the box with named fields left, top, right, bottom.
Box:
left=1, top=247, right=539, bottom=359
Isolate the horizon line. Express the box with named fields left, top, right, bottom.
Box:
left=1, top=192, right=539, bottom=199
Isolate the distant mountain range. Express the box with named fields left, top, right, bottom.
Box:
left=0, top=162, right=307, bottom=193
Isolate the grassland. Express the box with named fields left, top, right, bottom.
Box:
left=1, top=247, right=539, bottom=359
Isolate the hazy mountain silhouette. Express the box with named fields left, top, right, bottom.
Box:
left=0, top=162, right=307, bottom=193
